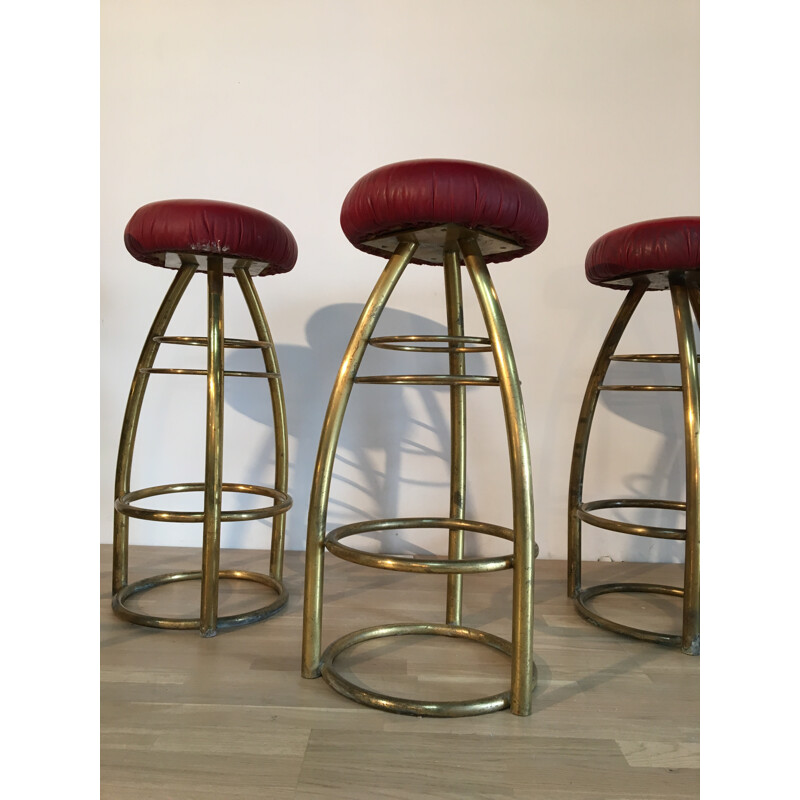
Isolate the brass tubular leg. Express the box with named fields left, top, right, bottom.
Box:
left=566, top=283, right=647, bottom=598
left=112, top=263, right=198, bottom=594
left=444, top=249, right=466, bottom=625
left=200, top=257, right=225, bottom=637
left=670, top=272, right=700, bottom=655
left=302, top=241, right=418, bottom=678
left=460, top=236, right=535, bottom=717
left=234, top=267, right=289, bottom=581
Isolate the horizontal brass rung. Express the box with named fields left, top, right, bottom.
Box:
left=355, top=374, right=499, bottom=386
left=325, top=516, right=515, bottom=574
left=576, top=498, right=686, bottom=540
left=610, top=353, right=700, bottom=363
left=609, top=353, right=699, bottom=363
left=140, top=368, right=280, bottom=379
left=369, top=335, right=492, bottom=353
left=116, top=481, right=292, bottom=523
left=153, top=335, right=274, bottom=349
left=599, top=384, right=682, bottom=391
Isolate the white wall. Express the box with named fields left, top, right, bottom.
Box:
left=100, top=0, right=699, bottom=562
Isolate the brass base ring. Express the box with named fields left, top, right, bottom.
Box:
left=111, top=569, right=288, bottom=632
left=574, top=582, right=683, bottom=647
left=320, top=622, right=522, bottom=717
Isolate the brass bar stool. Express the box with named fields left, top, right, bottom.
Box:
left=302, top=159, right=549, bottom=716
left=112, top=199, right=296, bottom=637
left=567, top=216, right=699, bottom=654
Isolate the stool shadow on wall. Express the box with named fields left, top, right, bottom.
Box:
left=225, top=304, right=490, bottom=556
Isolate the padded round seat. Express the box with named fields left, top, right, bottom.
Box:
left=124, top=199, right=298, bottom=276
left=340, top=159, right=548, bottom=265
left=585, top=216, right=700, bottom=289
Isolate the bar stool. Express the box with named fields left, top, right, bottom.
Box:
left=112, top=199, right=296, bottom=637
left=567, top=216, right=699, bottom=654
left=302, top=159, right=548, bottom=716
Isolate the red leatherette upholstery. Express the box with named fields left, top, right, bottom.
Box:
left=124, top=199, right=298, bottom=276
left=585, top=217, right=699, bottom=289
left=340, top=159, right=549, bottom=265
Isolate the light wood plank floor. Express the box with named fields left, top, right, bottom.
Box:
left=101, top=545, right=699, bottom=799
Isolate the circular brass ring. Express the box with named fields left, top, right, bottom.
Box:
left=574, top=582, right=683, bottom=647
left=577, top=498, right=686, bottom=540
left=325, top=517, right=515, bottom=573
left=115, top=482, right=292, bottom=523
left=320, top=622, right=531, bottom=717
left=152, top=335, right=274, bottom=349
left=354, top=374, right=499, bottom=386
left=112, top=569, right=288, bottom=631
left=369, top=335, right=492, bottom=353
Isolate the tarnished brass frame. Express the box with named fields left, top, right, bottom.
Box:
left=302, top=232, right=536, bottom=717
left=112, top=258, right=291, bottom=637
left=567, top=272, right=699, bottom=654
left=320, top=623, right=521, bottom=717
left=112, top=568, right=287, bottom=631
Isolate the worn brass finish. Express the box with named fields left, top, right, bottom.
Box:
left=112, top=257, right=291, bottom=636
left=112, top=569, right=287, bottom=631
left=302, top=230, right=537, bottom=716
left=567, top=272, right=700, bottom=654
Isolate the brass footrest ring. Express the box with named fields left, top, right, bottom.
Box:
left=116, top=482, right=292, bottom=523
left=577, top=499, right=686, bottom=540
left=574, top=582, right=683, bottom=647
left=320, top=622, right=521, bottom=717
left=112, top=569, right=287, bottom=631
left=325, top=517, right=515, bottom=573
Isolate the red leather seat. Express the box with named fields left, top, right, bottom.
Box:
left=585, top=217, right=699, bottom=290
left=124, top=199, right=298, bottom=277
left=340, top=159, right=549, bottom=265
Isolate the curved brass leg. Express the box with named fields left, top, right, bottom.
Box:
left=566, top=283, right=647, bottom=598
left=670, top=272, right=700, bottom=655
left=302, top=241, right=418, bottom=678
left=234, top=267, right=290, bottom=582
left=460, top=236, right=536, bottom=717
left=444, top=249, right=466, bottom=625
left=112, top=263, right=197, bottom=595
left=200, top=256, right=225, bottom=637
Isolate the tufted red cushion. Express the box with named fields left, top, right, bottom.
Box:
left=340, top=159, right=548, bottom=265
left=586, top=217, right=699, bottom=290
left=124, top=199, right=297, bottom=277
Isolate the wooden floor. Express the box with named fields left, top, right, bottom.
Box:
left=100, top=545, right=699, bottom=799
